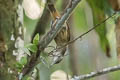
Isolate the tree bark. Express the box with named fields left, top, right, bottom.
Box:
left=0, top=0, right=23, bottom=80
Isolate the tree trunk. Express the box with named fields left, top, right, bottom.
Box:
left=0, top=0, right=23, bottom=80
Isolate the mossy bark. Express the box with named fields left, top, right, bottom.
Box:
left=0, top=0, right=23, bottom=80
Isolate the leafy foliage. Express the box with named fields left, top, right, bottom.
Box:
left=33, top=33, right=40, bottom=45
left=24, top=33, right=40, bottom=54
left=16, top=56, right=27, bottom=72
left=25, top=43, right=38, bottom=53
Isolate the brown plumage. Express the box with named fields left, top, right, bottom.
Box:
left=48, top=3, right=70, bottom=64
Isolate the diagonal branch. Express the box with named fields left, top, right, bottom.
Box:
left=21, top=0, right=82, bottom=77
left=53, top=12, right=117, bottom=51
left=49, top=12, right=117, bottom=54
left=71, top=65, right=120, bottom=80
left=38, top=0, right=82, bottom=49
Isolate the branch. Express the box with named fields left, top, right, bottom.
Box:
left=71, top=65, right=120, bottom=80
left=49, top=12, right=117, bottom=54
left=38, top=0, right=81, bottom=49
left=56, top=12, right=117, bottom=50
left=21, top=0, right=82, bottom=77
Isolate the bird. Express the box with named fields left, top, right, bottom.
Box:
left=47, top=3, right=70, bottom=65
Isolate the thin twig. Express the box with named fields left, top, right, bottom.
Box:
left=48, top=12, right=117, bottom=55
left=71, top=65, right=120, bottom=80
left=57, top=12, right=117, bottom=50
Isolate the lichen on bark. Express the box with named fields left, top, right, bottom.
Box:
left=0, top=0, right=24, bottom=80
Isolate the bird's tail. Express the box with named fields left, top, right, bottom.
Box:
left=47, top=3, right=60, bottom=19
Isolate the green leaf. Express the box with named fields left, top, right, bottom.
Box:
left=21, top=47, right=31, bottom=56
left=33, top=33, right=40, bottom=45
left=16, top=62, right=23, bottom=70
left=20, top=57, right=27, bottom=65
left=25, top=43, right=38, bottom=53
left=16, top=57, right=27, bottom=71
left=22, top=75, right=31, bottom=80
